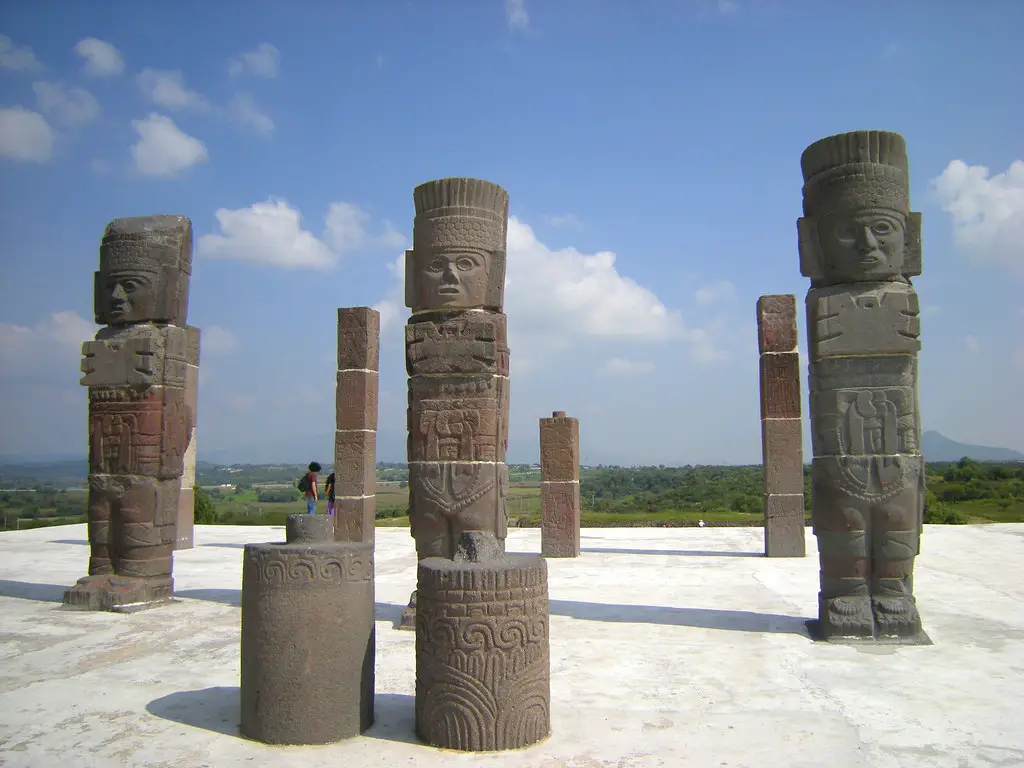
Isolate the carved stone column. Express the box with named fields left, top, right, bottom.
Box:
left=540, top=410, right=581, bottom=558
left=798, top=130, right=928, bottom=643
left=416, top=532, right=550, bottom=751
left=400, top=178, right=511, bottom=629
left=757, top=295, right=806, bottom=557
left=240, top=515, right=375, bottom=744
left=64, top=215, right=194, bottom=612
left=334, top=307, right=379, bottom=544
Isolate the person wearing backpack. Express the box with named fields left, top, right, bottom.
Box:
left=325, top=471, right=336, bottom=516
left=298, top=461, right=321, bottom=514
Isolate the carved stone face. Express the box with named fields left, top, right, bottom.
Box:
left=99, top=270, right=159, bottom=324
left=413, top=248, right=491, bottom=309
left=816, top=208, right=906, bottom=282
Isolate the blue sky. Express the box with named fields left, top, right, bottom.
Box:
left=1, top=0, right=1022, bottom=465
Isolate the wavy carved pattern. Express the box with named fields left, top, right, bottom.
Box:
left=244, top=547, right=373, bottom=585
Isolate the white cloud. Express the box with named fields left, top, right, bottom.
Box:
left=506, top=0, right=529, bottom=31
left=965, top=335, right=980, bottom=354
left=374, top=216, right=729, bottom=365
left=932, top=159, right=1024, bottom=272
left=198, top=199, right=337, bottom=270
left=598, top=358, right=655, bottom=377
left=73, top=38, right=124, bottom=77
left=0, top=107, right=56, bottom=162
left=0, top=35, right=43, bottom=71
left=137, top=69, right=205, bottom=110
left=694, top=280, right=736, bottom=307
left=33, top=81, right=99, bottom=125
left=199, top=199, right=405, bottom=271
left=0, top=311, right=97, bottom=378
left=227, top=93, right=274, bottom=136
left=202, top=326, right=239, bottom=355
left=228, top=43, right=280, bottom=78
left=130, top=113, right=208, bottom=177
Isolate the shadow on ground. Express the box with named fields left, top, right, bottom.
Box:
left=580, top=547, right=763, bottom=558
left=0, top=579, right=65, bottom=602
left=176, top=588, right=241, bottom=606
left=51, top=539, right=88, bottom=546
left=147, top=686, right=241, bottom=738
left=549, top=599, right=809, bottom=636
left=201, top=543, right=249, bottom=549
left=363, top=693, right=419, bottom=745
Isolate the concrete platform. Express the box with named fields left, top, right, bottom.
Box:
left=0, top=523, right=1022, bottom=768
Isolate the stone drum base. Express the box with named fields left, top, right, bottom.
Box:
left=62, top=574, right=174, bottom=612
left=415, top=548, right=550, bottom=752
left=240, top=533, right=375, bottom=745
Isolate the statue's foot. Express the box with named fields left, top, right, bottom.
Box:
left=63, top=574, right=173, bottom=612
left=820, top=595, right=874, bottom=638
left=873, top=595, right=922, bottom=638
left=397, top=590, right=417, bottom=631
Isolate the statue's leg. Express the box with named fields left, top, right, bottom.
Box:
left=812, top=460, right=874, bottom=638
left=871, top=458, right=924, bottom=637
left=86, top=475, right=113, bottom=575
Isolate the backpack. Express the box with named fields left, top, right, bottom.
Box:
left=297, top=473, right=311, bottom=493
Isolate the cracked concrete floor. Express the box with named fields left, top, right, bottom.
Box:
left=1, top=523, right=1022, bottom=768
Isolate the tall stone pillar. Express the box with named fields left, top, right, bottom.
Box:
left=540, top=410, right=581, bottom=558
left=175, top=325, right=200, bottom=550
left=798, top=130, right=928, bottom=643
left=64, top=215, right=194, bottom=611
left=400, top=178, right=510, bottom=631
left=240, top=514, right=375, bottom=744
left=416, top=532, right=550, bottom=751
left=757, top=296, right=806, bottom=558
left=334, top=307, right=379, bottom=544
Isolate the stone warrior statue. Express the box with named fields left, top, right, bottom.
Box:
left=405, top=177, right=511, bottom=560
left=64, top=215, right=196, bottom=611
left=798, top=131, right=928, bottom=642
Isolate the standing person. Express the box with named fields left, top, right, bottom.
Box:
left=303, top=461, right=321, bottom=515
left=325, top=471, right=336, bottom=517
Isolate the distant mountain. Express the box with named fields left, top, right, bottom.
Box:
left=921, top=431, right=1024, bottom=463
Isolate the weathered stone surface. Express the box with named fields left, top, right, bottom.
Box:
left=415, top=540, right=550, bottom=751
left=757, top=294, right=798, bottom=354
left=408, top=374, right=508, bottom=462
left=799, top=130, right=927, bottom=643
left=336, top=370, right=379, bottom=432
left=761, top=419, right=804, bottom=496
left=334, top=495, right=376, bottom=545
left=94, top=215, right=192, bottom=326
left=406, top=178, right=509, bottom=312
left=759, top=353, right=802, bottom=420
left=240, top=540, right=375, bottom=744
left=406, top=313, right=508, bottom=376
left=176, top=326, right=200, bottom=551
left=763, top=495, right=806, bottom=558
left=175, top=488, right=194, bottom=550
left=405, top=178, right=511, bottom=571
left=68, top=215, right=196, bottom=612
left=286, top=513, right=333, bottom=544
left=338, top=307, right=380, bottom=372
left=539, top=413, right=580, bottom=482
left=334, top=430, right=376, bottom=497
left=408, top=461, right=508, bottom=560
left=541, top=481, right=581, bottom=558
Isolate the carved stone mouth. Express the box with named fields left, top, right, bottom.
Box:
left=438, top=287, right=460, bottom=294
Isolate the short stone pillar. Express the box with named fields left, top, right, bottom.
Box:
left=540, top=411, right=581, bottom=558
left=335, top=307, right=379, bottom=544
left=416, top=532, right=550, bottom=752
left=240, top=514, right=375, bottom=744
left=175, top=325, right=201, bottom=550
left=757, top=296, right=806, bottom=557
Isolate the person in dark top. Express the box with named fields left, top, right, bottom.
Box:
left=325, top=471, right=336, bottom=517
left=304, top=461, right=321, bottom=514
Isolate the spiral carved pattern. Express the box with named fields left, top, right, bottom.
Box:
left=243, top=544, right=373, bottom=586
left=415, top=555, right=550, bottom=751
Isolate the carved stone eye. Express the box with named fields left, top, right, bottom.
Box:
left=456, top=257, right=476, bottom=272
left=427, top=258, right=445, bottom=273
left=871, top=220, right=894, bottom=236
left=122, top=279, right=140, bottom=293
